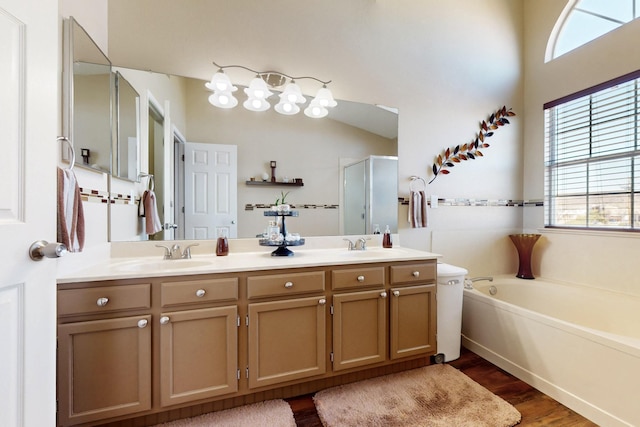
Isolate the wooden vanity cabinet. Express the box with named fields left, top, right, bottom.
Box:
left=158, top=277, right=239, bottom=407
left=246, top=271, right=327, bottom=389
left=57, top=283, right=152, bottom=426
left=56, top=258, right=438, bottom=427
left=389, top=263, right=437, bottom=359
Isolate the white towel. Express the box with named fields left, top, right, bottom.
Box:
left=141, top=190, right=163, bottom=235
left=408, top=190, right=428, bottom=228
left=57, top=167, right=85, bottom=252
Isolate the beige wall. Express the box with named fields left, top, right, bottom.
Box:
left=522, top=0, right=640, bottom=296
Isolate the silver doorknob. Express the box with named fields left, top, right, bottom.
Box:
left=29, top=240, right=67, bottom=261
left=284, top=281, right=294, bottom=288
left=164, top=223, right=178, bottom=230
left=393, top=290, right=400, bottom=297
left=137, top=319, right=148, bottom=328
left=380, top=291, right=387, bottom=298
left=357, top=275, right=365, bottom=282
left=160, top=316, right=170, bottom=325
left=231, top=220, right=237, bottom=224
left=412, top=271, right=420, bottom=278
left=96, top=297, right=109, bottom=307
left=195, top=289, right=206, bottom=297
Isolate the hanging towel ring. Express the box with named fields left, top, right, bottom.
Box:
left=409, top=176, right=426, bottom=192
left=57, top=136, right=75, bottom=170
left=138, top=173, right=155, bottom=191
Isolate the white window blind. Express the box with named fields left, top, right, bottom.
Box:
left=544, top=71, right=640, bottom=230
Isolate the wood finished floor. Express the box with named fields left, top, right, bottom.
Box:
left=286, top=347, right=598, bottom=426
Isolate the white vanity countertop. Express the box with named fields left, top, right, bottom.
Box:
left=56, top=237, right=440, bottom=284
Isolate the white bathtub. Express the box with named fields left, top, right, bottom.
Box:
left=462, top=275, right=640, bottom=427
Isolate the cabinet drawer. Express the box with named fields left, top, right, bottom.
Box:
left=332, top=266, right=385, bottom=290
left=58, top=284, right=151, bottom=316
left=161, top=278, right=238, bottom=307
left=390, top=262, right=436, bottom=285
left=247, top=271, right=325, bottom=299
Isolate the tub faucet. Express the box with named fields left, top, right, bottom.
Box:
left=470, top=276, right=494, bottom=283
left=465, top=276, right=493, bottom=289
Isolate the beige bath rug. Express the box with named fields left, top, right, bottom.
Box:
left=314, top=364, right=521, bottom=427
left=150, top=399, right=296, bottom=427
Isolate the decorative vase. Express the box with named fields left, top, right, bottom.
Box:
left=509, top=234, right=541, bottom=279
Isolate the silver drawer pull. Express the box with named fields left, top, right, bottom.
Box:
left=412, top=271, right=420, bottom=278
left=284, top=281, right=294, bottom=288
left=195, top=289, right=206, bottom=297
left=380, top=291, right=387, bottom=298
left=137, top=319, right=148, bottom=328
left=318, top=298, right=326, bottom=305
left=357, top=275, right=365, bottom=282
left=160, top=316, right=170, bottom=325
left=393, top=290, right=400, bottom=297
left=96, top=297, right=109, bottom=307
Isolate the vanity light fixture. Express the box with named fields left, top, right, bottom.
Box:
left=206, top=61, right=336, bottom=118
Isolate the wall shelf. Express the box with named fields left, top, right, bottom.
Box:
left=245, top=181, right=303, bottom=187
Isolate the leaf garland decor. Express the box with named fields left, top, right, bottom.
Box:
left=428, top=106, right=516, bottom=184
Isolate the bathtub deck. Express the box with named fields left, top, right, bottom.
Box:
left=286, top=347, right=597, bottom=427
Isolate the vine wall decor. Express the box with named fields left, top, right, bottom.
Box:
left=429, top=106, right=516, bottom=184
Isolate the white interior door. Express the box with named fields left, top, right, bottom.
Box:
left=0, top=1, right=58, bottom=426
left=184, top=143, right=237, bottom=239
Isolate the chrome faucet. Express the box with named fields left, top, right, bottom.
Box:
left=343, top=238, right=356, bottom=250
left=156, top=243, right=199, bottom=259
left=355, top=237, right=369, bottom=250
left=343, top=237, right=370, bottom=251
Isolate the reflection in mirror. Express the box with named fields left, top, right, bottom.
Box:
left=114, top=71, right=139, bottom=181
left=108, top=67, right=398, bottom=242
left=64, top=17, right=112, bottom=173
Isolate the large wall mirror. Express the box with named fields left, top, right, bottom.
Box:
left=64, top=18, right=399, bottom=242
left=108, top=67, right=399, bottom=242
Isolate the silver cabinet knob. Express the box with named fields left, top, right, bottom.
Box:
left=137, top=319, right=148, bottom=328
left=319, top=298, right=326, bottom=305
left=380, top=291, right=387, bottom=298
left=160, top=316, right=170, bottom=325
left=412, top=271, right=420, bottom=278
left=96, top=297, right=109, bottom=307
left=195, top=289, right=206, bottom=297
left=393, top=290, right=400, bottom=297
left=357, top=275, right=365, bottom=282
left=284, top=281, right=294, bottom=288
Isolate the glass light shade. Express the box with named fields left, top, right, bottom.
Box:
left=313, top=86, right=337, bottom=107
left=205, top=71, right=237, bottom=93
left=243, top=97, right=270, bottom=112
left=244, top=77, right=273, bottom=100
left=275, top=98, right=300, bottom=115
left=208, top=91, right=238, bottom=109
left=280, top=83, right=306, bottom=104
left=304, top=100, right=328, bottom=118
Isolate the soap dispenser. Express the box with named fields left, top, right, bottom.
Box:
left=382, top=225, right=392, bottom=248
left=216, top=229, right=229, bottom=256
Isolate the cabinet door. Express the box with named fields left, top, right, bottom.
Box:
left=57, top=315, right=152, bottom=426
left=332, top=289, right=387, bottom=371
left=248, top=296, right=326, bottom=389
left=159, top=306, right=238, bottom=407
left=390, top=284, right=436, bottom=359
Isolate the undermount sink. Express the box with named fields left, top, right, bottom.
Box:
left=112, top=258, right=212, bottom=272
left=339, top=248, right=392, bottom=256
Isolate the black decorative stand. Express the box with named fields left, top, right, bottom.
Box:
left=259, top=210, right=305, bottom=256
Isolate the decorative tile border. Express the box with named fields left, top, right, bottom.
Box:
left=399, top=197, right=544, bottom=207
left=110, top=192, right=139, bottom=205
left=79, top=188, right=109, bottom=204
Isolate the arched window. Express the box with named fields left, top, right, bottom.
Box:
left=547, top=0, right=639, bottom=61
